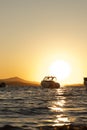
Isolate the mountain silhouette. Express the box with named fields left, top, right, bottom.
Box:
left=0, top=77, right=40, bottom=86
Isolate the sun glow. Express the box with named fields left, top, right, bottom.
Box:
left=49, top=60, right=71, bottom=81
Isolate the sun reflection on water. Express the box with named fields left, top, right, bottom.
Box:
left=49, top=88, right=70, bottom=126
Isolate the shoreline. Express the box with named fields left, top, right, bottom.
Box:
left=1, top=124, right=87, bottom=130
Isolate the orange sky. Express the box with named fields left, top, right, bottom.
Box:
left=0, top=0, right=87, bottom=85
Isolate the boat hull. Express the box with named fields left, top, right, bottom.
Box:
left=41, top=80, right=60, bottom=88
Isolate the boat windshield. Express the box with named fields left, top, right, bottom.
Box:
left=43, top=76, right=57, bottom=81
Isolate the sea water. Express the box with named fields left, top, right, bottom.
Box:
left=0, top=86, right=87, bottom=130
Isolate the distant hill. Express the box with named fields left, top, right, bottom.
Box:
left=64, top=83, right=84, bottom=87
left=0, top=77, right=40, bottom=87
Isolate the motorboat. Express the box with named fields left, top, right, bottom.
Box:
left=41, top=76, right=60, bottom=88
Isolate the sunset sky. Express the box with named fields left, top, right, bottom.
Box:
left=0, top=0, right=87, bottom=85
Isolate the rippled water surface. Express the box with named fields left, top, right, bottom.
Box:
left=0, top=86, right=87, bottom=130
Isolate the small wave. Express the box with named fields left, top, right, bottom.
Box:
left=15, top=107, right=50, bottom=116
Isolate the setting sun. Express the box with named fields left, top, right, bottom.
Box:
left=49, top=60, right=71, bottom=81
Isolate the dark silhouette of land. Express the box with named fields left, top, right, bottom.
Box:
left=0, top=77, right=40, bottom=87
left=64, top=83, right=84, bottom=87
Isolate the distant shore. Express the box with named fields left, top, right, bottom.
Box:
left=1, top=125, right=87, bottom=130
left=0, top=77, right=40, bottom=87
